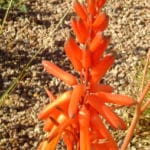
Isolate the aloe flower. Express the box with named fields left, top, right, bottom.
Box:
left=38, top=0, right=135, bottom=150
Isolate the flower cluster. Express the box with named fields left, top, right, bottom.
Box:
left=38, top=0, right=135, bottom=149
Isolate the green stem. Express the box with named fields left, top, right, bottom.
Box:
left=0, top=8, right=71, bottom=106
left=0, top=0, right=13, bottom=33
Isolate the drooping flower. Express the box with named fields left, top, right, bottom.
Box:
left=38, top=0, right=135, bottom=150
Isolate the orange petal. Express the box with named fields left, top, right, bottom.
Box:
left=48, top=117, right=76, bottom=141
left=96, top=92, right=136, bottom=106
left=79, top=105, right=91, bottom=150
left=97, top=0, right=107, bottom=9
left=90, top=124, right=104, bottom=141
left=89, top=32, right=105, bottom=52
left=47, top=133, right=61, bottom=150
left=64, top=37, right=82, bottom=71
left=92, top=12, right=109, bottom=31
left=81, top=50, right=91, bottom=69
left=71, top=18, right=88, bottom=44
left=43, top=118, right=55, bottom=131
left=63, top=131, right=75, bottom=150
left=89, top=32, right=110, bottom=57
left=65, top=37, right=82, bottom=59
left=91, top=143, right=109, bottom=150
left=43, top=105, right=67, bottom=131
left=91, top=35, right=110, bottom=65
left=90, top=54, right=114, bottom=83
left=90, top=111, right=118, bottom=150
left=42, top=60, right=77, bottom=85
left=100, top=104, right=127, bottom=129
left=87, top=0, right=96, bottom=15
left=73, top=1, right=87, bottom=21
left=90, top=84, right=114, bottom=93
left=38, top=91, right=72, bottom=120
left=88, top=96, right=126, bottom=129
left=68, top=84, right=84, bottom=118
left=37, top=139, right=58, bottom=150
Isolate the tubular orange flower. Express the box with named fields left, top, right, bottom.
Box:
left=98, top=104, right=127, bottom=130
left=90, top=83, right=114, bottom=93
left=87, top=0, right=96, bottom=15
left=37, top=134, right=61, bottom=150
left=38, top=0, right=135, bottom=149
left=63, top=130, right=76, bottom=150
left=97, top=0, right=107, bottom=9
left=68, top=84, right=84, bottom=118
left=91, top=54, right=114, bottom=83
left=81, top=50, right=91, bottom=69
left=43, top=118, right=54, bottom=132
left=89, top=32, right=110, bottom=59
left=63, top=134, right=73, bottom=150
left=38, top=91, right=72, bottom=120
left=91, top=143, right=109, bottom=150
left=42, top=60, right=77, bottom=85
left=88, top=95, right=126, bottom=129
left=90, top=110, right=118, bottom=149
left=78, top=105, right=91, bottom=150
left=71, top=18, right=88, bottom=44
left=64, top=37, right=82, bottom=71
left=92, top=12, right=109, bottom=31
left=96, top=92, right=136, bottom=106
left=48, top=117, right=77, bottom=141
left=89, top=32, right=105, bottom=52
left=65, top=37, right=82, bottom=60
left=43, top=108, right=63, bottom=131
left=73, top=0, right=87, bottom=21
left=91, top=35, right=110, bottom=65
left=37, top=140, right=51, bottom=150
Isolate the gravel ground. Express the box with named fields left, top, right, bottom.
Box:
left=0, top=0, right=150, bottom=150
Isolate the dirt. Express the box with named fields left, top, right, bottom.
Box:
left=0, top=0, right=150, bottom=150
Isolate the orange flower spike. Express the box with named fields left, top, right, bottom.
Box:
left=73, top=0, right=87, bottom=21
left=68, top=84, right=84, bottom=118
left=87, top=0, right=96, bottom=15
left=92, top=12, right=109, bottom=31
left=79, top=105, right=91, bottom=150
left=42, top=60, right=77, bottom=86
left=38, top=91, right=72, bottom=120
left=44, top=87, right=56, bottom=102
left=81, top=50, right=91, bottom=69
left=92, top=35, right=110, bottom=64
left=64, top=38, right=82, bottom=71
left=91, top=54, right=114, bottom=83
left=96, top=92, right=136, bottom=106
left=90, top=111, right=118, bottom=150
